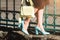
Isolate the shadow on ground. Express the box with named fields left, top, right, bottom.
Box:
left=0, top=31, right=28, bottom=40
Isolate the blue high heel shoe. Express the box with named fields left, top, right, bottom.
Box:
left=35, top=26, right=50, bottom=35
left=18, top=20, right=29, bottom=35
left=18, top=20, right=24, bottom=29
left=22, top=28, right=29, bottom=35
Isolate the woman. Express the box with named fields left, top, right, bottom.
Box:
left=19, top=0, right=50, bottom=35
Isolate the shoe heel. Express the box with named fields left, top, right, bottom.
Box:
left=35, top=29, right=39, bottom=35
left=18, top=23, right=21, bottom=28
left=35, top=27, right=39, bottom=35
left=18, top=20, right=24, bottom=30
left=21, top=20, right=24, bottom=31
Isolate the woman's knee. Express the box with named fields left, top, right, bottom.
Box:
left=34, top=8, right=38, bottom=13
left=25, top=17, right=30, bottom=22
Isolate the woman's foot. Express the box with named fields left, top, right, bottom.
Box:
left=18, top=20, right=29, bottom=35
left=22, top=28, right=29, bottom=35
left=35, top=26, right=50, bottom=35
left=42, top=31, right=50, bottom=35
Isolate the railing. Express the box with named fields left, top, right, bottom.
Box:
left=0, top=0, right=21, bottom=31
left=0, top=0, right=60, bottom=33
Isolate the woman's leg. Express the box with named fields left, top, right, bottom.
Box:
left=34, top=8, right=38, bottom=13
left=36, top=8, right=50, bottom=35
left=22, top=17, right=30, bottom=35
left=37, top=9, right=45, bottom=32
left=23, top=17, right=30, bottom=31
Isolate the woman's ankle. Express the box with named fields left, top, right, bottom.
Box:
left=22, top=27, right=28, bottom=31
left=36, top=25, right=45, bottom=32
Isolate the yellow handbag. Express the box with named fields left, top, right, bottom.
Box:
left=20, top=0, right=35, bottom=18
left=18, top=0, right=35, bottom=26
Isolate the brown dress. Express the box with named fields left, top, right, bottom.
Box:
left=32, top=0, right=49, bottom=9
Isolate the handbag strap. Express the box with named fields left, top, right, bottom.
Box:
left=21, top=0, right=33, bottom=6
left=29, top=0, right=33, bottom=6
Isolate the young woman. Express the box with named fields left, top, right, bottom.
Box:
left=19, top=0, right=50, bottom=35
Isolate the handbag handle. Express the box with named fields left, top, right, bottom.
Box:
left=21, top=0, right=33, bottom=6
left=29, top=0, right=33, bottom=6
